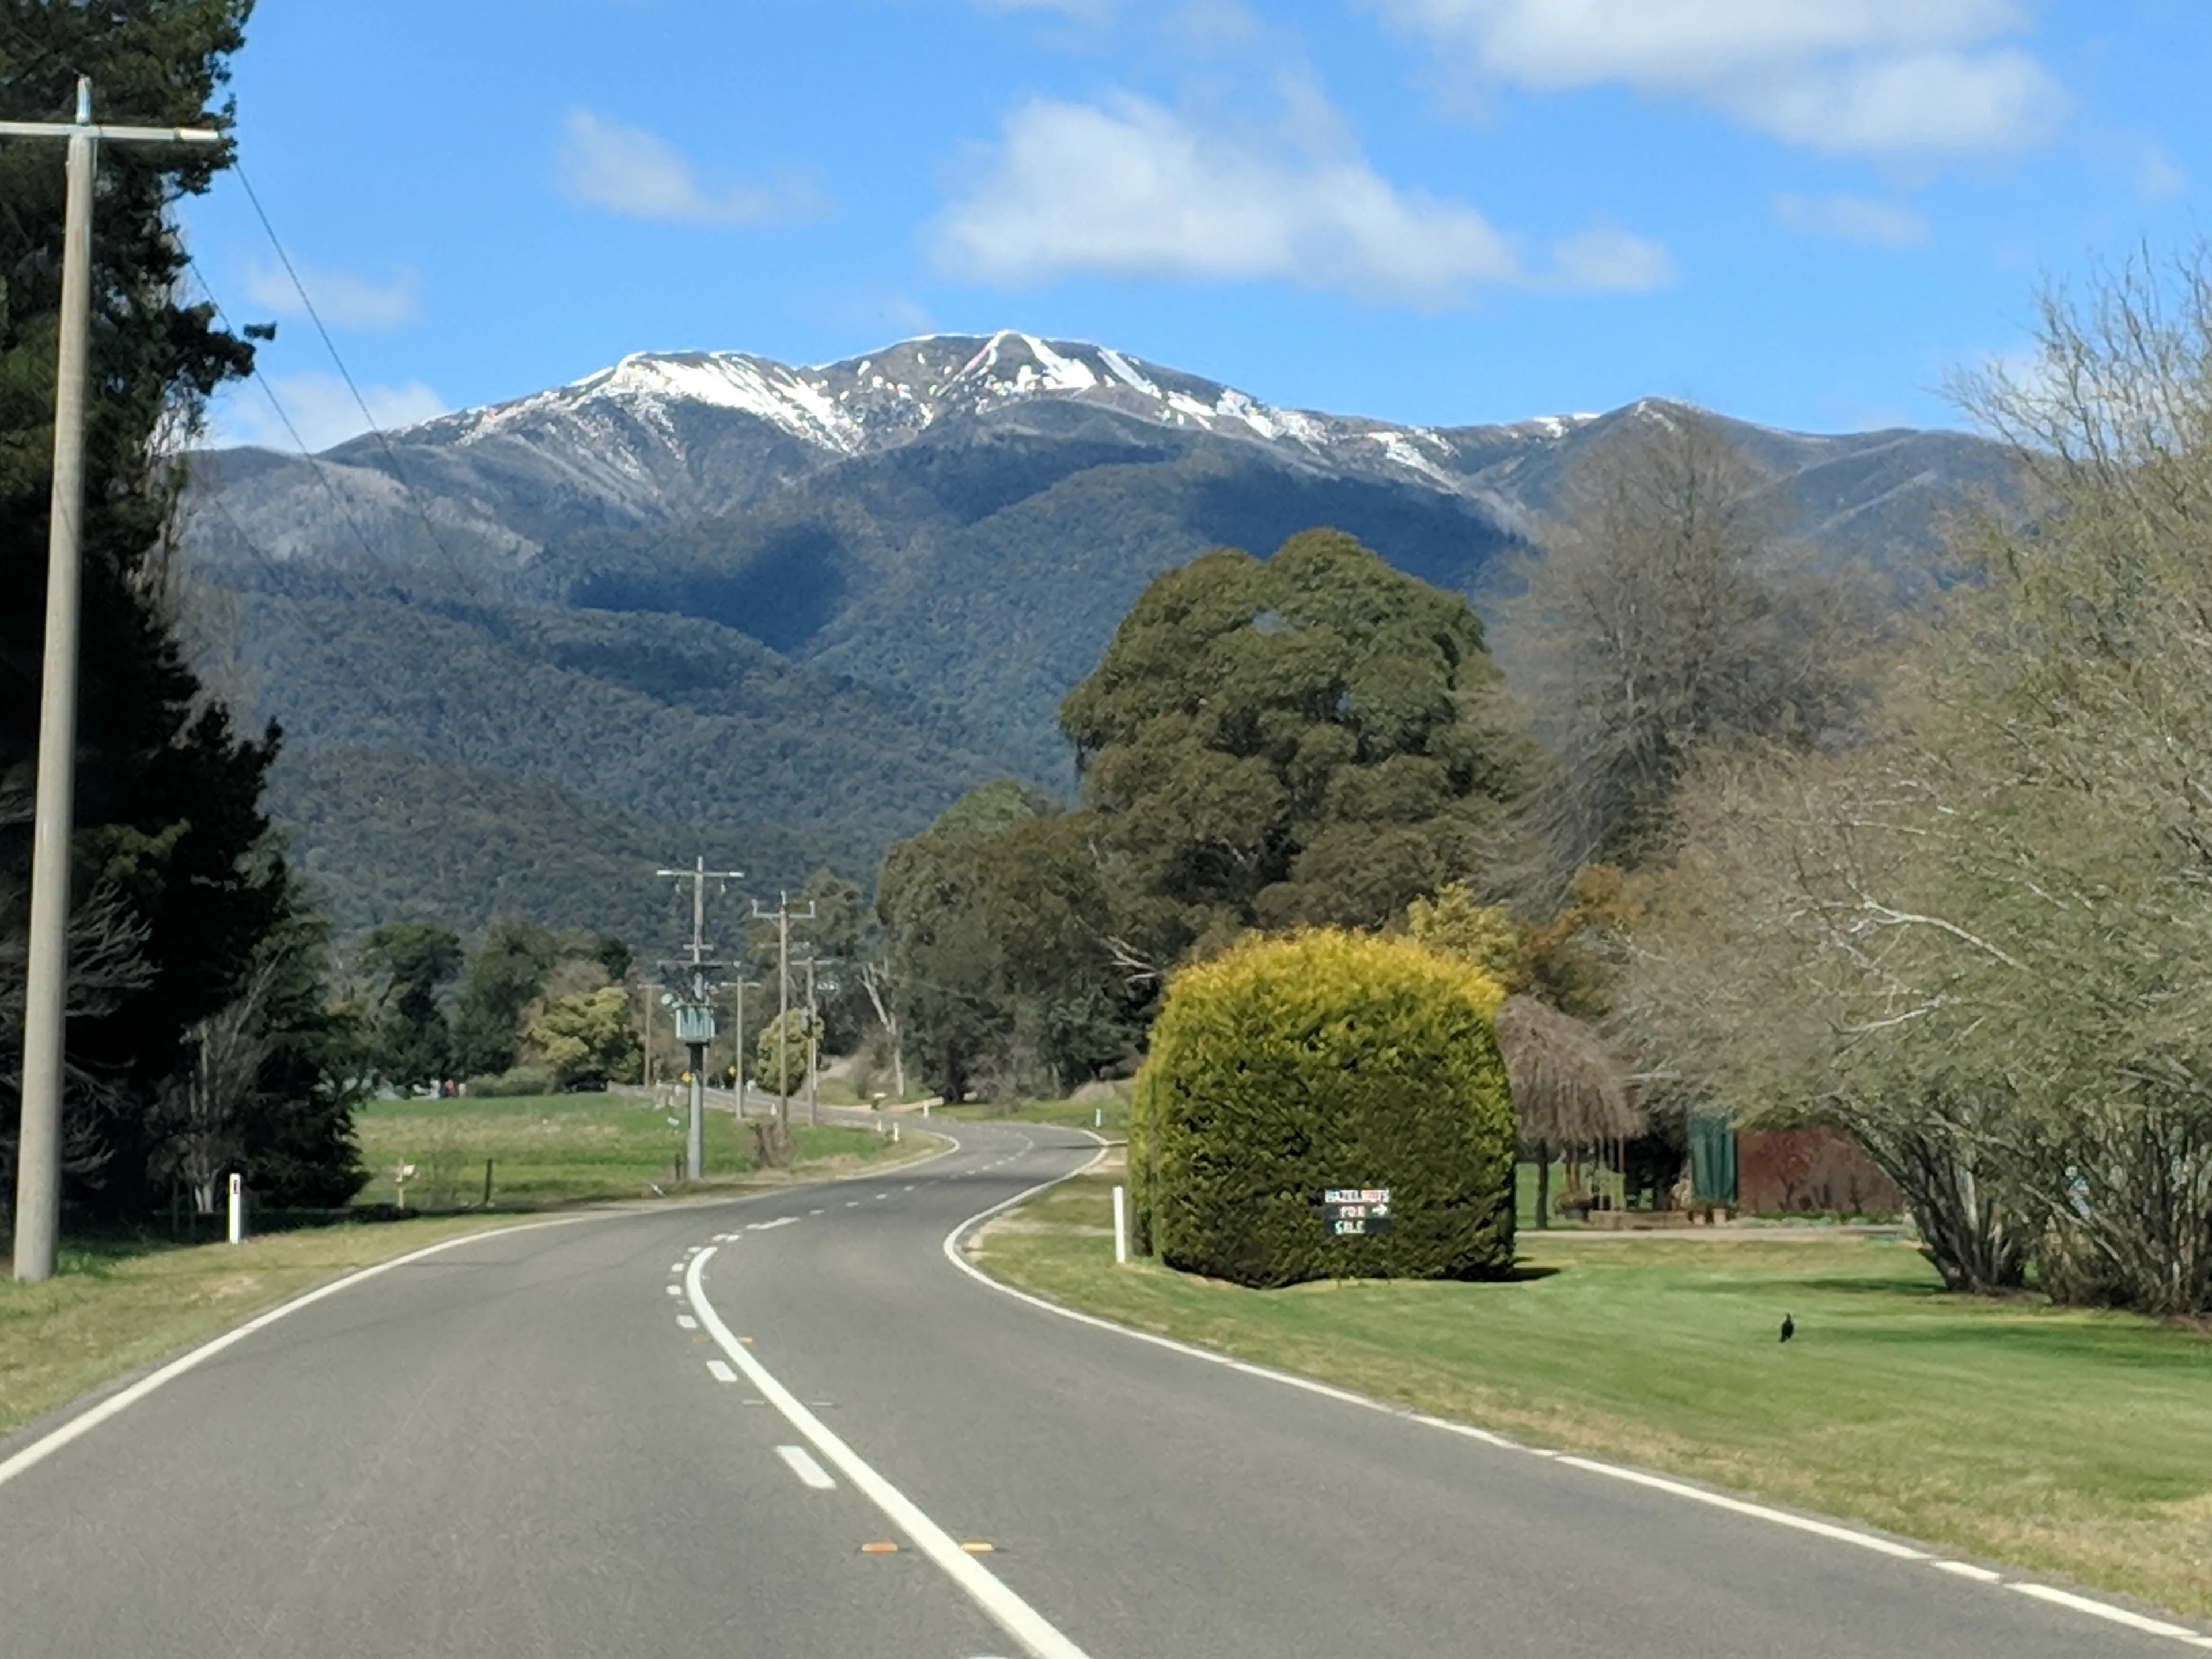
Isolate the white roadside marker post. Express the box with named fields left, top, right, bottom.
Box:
left=226, top=1173, right=244, bottom=1245
left=1112, top=1184, right=1128, bottom=1264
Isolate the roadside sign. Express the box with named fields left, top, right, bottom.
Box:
left=1317, top=1186, right=1393, bottom=1237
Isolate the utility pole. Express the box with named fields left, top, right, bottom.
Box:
left=751, top=892, right=815, bottom=1142
left=656, top=858, right=741, bottom=1181
left=637, top=981, right=663, bottom=1094
left=729, top=977, right=761, bottom=1118
left=803, top=953, right=820, bottom=1127
left=6, top=83, right=221, bottom=1283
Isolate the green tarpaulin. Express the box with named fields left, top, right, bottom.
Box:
left=1688, top=1115, right=1738, bottom=1205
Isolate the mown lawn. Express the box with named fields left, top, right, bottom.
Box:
left=974, top=1168, right=2212, bottom=1621
left=353, top=1092, right=915, bottom=1207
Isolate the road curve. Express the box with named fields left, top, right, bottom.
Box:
left=0, top=1119, right=2198, bottom=1658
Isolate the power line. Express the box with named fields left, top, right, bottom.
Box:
left=229, top=161, right=488, bottom=606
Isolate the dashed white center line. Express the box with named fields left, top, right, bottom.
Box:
left=809, top=1207, right=825, bottom=1215
left=777, top=1444, right=838, bottom=1490
left=846, top=1200, right=860, bottom=1208
left=687, top=1249, right=1092, bottom=1659
left=677, top=1314, right=698, bottom=1331
left=664, top=1284, right=682, bottom=1297
left=669, top=1264, right=685, bottom=1274
left=706, top=1359, right=736, bottom=1384
left=747, top=1215, right=799, bottom=1232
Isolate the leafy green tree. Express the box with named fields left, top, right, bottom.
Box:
left=0, top=2, right=296, bottom=1215
left=753, top=1007, right=817, bottom=1097
left=1059, top=529, right=1537, bottom=967
left=451, top=921, right=559, bottom=1077
left=524, top=986, right=638, bottom=1088
left=878, top=783, right=1145, bottom=1101
left=362, top=922, right=461, bottom=1091
left=1405, top=881, right=1521, bottom=984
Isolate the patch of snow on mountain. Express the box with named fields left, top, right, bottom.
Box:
left=591, top=355, right=863, bottom=452
left=1097, top=348, right=1158, bottom=396
left=1022, top=335, right=1100, bottom=392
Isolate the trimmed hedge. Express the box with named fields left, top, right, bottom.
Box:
left=1130, top=929, right=1514, bottom=1288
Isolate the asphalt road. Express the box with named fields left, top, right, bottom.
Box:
left=1, top=1119, right=2200, bottom=1657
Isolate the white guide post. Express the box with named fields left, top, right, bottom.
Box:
left=226, top=1173, right=244, bottom=1245
left=1112, top=1184, right=1128, bottom=1264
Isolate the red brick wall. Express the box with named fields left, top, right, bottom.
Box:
left=1737, top=1128, right=1900, bottom=1215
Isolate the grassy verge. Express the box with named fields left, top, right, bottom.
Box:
left=0, top=1214, right=518, bottom=1439
left=354, top=1093, right=916, bottom=1207
left=973, top=1167, right=2212, bottom=1620
left=940, top=1096, right=1132, bottom=1135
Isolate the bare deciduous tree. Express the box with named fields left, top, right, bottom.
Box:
left=1495, top=406, right=1872, bottom=897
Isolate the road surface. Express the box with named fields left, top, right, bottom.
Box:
left=1, top=1120, right=2199, bottom=1657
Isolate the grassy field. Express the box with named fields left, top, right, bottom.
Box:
left=354, top=1092, right=917, bottom=1207
left=973, top=1166, right=2212, bottom=1620
left=0, top=1215, right=524, bottom=1439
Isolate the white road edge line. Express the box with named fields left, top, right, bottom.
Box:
left=937, top=1131, right=2212, bottom=1651
left=685, top=1247, right=1092, bottom=1659
left=0, top=1212, right=600, bottom=1494
left=1550, top=1457, right=1924, bottom=1560
left=777, top=1444, right=838, bottom=1490
left=2008, top=1583, right=2212, bottom=1644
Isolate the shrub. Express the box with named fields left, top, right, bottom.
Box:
left=464, top=1065, right=557, bottom=1098
left=1131, top=929, right=1514, bottom=1287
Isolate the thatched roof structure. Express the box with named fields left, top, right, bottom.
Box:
left=1493, top=995, right=1643, bottom=1147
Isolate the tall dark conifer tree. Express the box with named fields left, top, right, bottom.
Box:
left=0, top=2, right=295, bottom=1215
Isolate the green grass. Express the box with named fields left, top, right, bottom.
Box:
left=974, top=1168, right=2212, bottom=1621
left=940, top=1094, right=1131, bottom=1135
left=354, top=1092, right=919, bottom=1207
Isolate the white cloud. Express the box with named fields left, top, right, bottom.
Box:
left=556, top=110, right=832, bottom=226
left=2138, top=140, right=2188, bottom=202
left=243, top=259, right=422, bottom=332
left=1771, top=190, right=1930, bottom=246
left=1369, top=0, right=2069, bottom=158
left=210, top=372, right=449, bottom=454
left=1549, top=222, right=1677, bottom=289
left=974, top=0, right=1115, bottom=20
left=934, top=90, right=1551, bottom=303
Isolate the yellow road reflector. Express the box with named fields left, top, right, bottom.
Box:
left=861, top=1540, right=899, bottom=1555
left=959, top=1541, right=995, bottom=1554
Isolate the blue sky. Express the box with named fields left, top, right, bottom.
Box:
left=180, top=0, right=2208, bottom=449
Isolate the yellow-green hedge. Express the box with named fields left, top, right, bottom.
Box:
left=1130, top=929, right=1513, bottom=1287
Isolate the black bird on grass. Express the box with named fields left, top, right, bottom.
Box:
left=1779, top=1313, right=1796, bottom=1343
